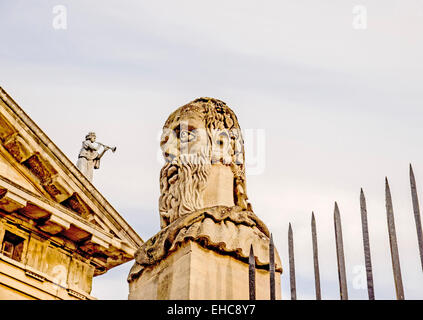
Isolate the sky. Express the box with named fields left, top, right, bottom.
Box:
left=1, top=0, right=423, bottom=300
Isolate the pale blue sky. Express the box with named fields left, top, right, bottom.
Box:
left=1, top=0, right=423, bottom=299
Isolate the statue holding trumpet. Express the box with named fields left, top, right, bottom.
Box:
left=76, top=132, right=116, bottom=182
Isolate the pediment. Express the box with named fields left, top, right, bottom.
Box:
left=0, top=87, right=143, bottom=262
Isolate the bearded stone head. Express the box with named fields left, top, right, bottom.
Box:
left=159, top=98, right=251, bottom=228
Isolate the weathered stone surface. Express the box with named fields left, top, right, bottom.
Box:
left=0, top=219, right=96, bottom=300
left=129, top=206, right=282, bottom=282
left=0, top=190, right=27, bottom=213
left=129, top=241, right=282, bottom=300
left=23, top=154, right=56, bottom=185
left=3, top=134, right=32, bottom=163
left=0, top=152, right=40, bottom=194
left=0, top=113, right=15, bottom=141
left=68, top=257, right=95, bottom=294
left=25, top=235, right=48, bottom=271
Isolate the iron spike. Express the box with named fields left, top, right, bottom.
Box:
left=288, top=223, right=297, bottom=300
left=385, top=178, right=405, bottom=300
left=249, top=244, right=256, bottom=300
left=360, top=188, right=375, bottom=300
left=409, top=164, right=423, bottom=271
left=334, top=202, right=348, bottom=300
left=311, top=212, right=322, bottom=300
left=269, top=233, right=276, bottom=300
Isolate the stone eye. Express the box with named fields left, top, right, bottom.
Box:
left=215, top=132, right=229, bottom=148
left=180, top=130, right=196, bottom=143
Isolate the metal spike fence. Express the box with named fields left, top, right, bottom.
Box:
left=248, top=164, right=423, bottom=300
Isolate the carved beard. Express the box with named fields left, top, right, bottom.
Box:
left=159, top=148, right=211, bottom=228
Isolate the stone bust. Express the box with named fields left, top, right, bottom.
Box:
left=159, top=97, right=250, bottom=228
left=128, top=98, right=281, bottom=282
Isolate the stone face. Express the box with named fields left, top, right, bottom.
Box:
left=158, top=98, right=249, bottom=229
left=129, top=241, right=281, bottom=300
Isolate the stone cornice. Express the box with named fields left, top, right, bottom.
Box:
left=0, top=176, right=136, bottom=274
left=0, top=176, right=135, bottom=254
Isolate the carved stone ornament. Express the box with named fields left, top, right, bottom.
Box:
left=128, top=205, right=282, bottom=281
left=128, top=98, right=280, bottom=281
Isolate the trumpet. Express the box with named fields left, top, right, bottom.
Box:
left=97, top=142, right=117, bottom=153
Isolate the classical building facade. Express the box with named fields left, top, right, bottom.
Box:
left=0, top=87, right=143, bottom=300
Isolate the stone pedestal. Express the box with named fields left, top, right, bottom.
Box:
left=128, top=241, right=281, bottom=300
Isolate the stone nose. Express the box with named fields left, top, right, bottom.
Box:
left=164, top=152, right=176, bottom=162
left=163, top=143, right=179, bottom=161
